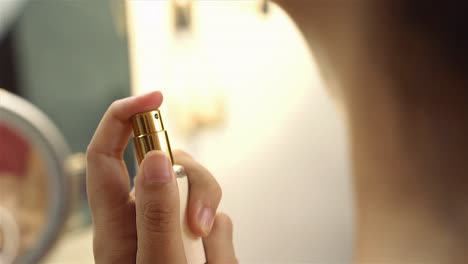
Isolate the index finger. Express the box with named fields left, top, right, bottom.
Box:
left=86, top=91, right=163, bottom=217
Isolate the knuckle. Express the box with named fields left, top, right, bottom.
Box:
left=216, top=183, right=223, bottom=199
left=215, top=213, right=233, bottom=232
left=211, top=183, right=223, bottom=202
left=108, top=99, right=122, bottom=112
left=85, top=143, right=109, bottom=162
left=85, top=144, right=96, bottom=161
left=140, top=201, right=177, bottom=234
left=204, top=180, right=222, bottom=201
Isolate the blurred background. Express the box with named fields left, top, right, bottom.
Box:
left=0, top=0, right=353, bottom=263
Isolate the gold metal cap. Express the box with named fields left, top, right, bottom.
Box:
left=131, top=110, right=174, bottom=165
left=131, top=110, right=165, bottom=136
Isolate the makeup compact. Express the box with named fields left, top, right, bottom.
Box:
left=0, top=89, right=75, bottom=264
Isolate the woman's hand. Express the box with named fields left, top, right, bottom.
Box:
left=86, top=91, right=237, bottom=263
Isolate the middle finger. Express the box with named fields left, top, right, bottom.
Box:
left=173, top=150, right=222, bottom=237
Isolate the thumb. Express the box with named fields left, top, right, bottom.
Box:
left=134, top=151, right=186, bottom=264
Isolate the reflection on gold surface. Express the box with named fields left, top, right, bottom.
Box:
left=0, top=125, right=49, bottom=262
left=132, top=110, right=174, bottom=164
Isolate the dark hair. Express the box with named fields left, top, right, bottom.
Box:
left=397, top=2, right=468, bottom=73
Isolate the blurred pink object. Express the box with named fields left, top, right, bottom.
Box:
left=0, top=123, right=30, bottom=177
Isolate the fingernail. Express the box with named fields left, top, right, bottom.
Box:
left=143, top=151, right=172, bottom=184
left=198, top=207, right=214, bottom=235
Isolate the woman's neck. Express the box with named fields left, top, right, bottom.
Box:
left=346, top=73, right=468, bottom=263
left=275, top=1, right=468, bottom=261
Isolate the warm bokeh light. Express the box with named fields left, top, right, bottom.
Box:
left=126, top=1, right=352, bottom=262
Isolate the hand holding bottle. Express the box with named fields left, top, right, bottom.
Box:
left=86, top=91, right=237, bottom=263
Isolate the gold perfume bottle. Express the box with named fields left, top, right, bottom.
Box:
left=131, top=110, right=206, bottom=263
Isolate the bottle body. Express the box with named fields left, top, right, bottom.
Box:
left=174, top=165, right=206, bottom=263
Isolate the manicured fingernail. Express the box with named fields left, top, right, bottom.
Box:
left=198, top=207, right=214, bottom=235
left=143, top=151, right=172, bottom=184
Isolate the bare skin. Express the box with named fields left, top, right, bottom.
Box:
left=275, top=1, right=468, bottom=263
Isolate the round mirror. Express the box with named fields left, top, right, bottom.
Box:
left=0, top=89, right=71, bottom=264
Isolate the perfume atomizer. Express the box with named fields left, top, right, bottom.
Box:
left=131, top=110, right=184, bottom=177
